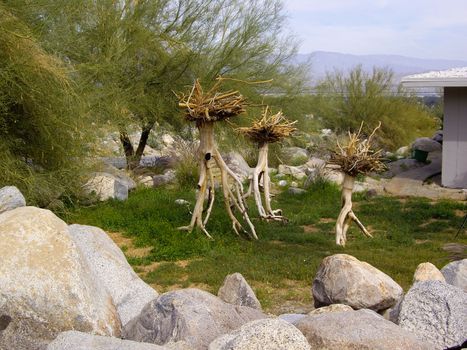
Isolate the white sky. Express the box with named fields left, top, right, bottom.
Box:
left=283, top=0, right=467, bottom=60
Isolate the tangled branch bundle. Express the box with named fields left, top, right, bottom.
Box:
left=329, top=122, right=386, bottom=177
left=237, top=106, right=297, bottom=144
left=178, top=78, right=246, bottom=122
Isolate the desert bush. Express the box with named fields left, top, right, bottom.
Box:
left=314, top=66, right=438, bottom=150
left=0, top=5, right=92, bottom=206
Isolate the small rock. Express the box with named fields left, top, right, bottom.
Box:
left=320, top=128, right=332, bottom=137
left=281, top=147, right=309, bottom=165
left=69, top=225, right=158, bottom=326
left=308, top=304, right=353, bottom=316
left=175, top=199, right=190, bottom=206
left=0, top=186, right=26, bottom=214
left=413, top=262, right=445, bottom=284
left=153, top=170, right=176, bottom=187
left=312, top=254, right=403, bottom=311
left=208, top=318, right=311, bottom=350
left=288, top=187, right=306, bottom=195
left=398, top=280, right=467, bottom=349
left=138, top=175, right=154, bottom=188
left=277, top=164, right=306, bottom=180
left=296, top=309, right=434, bottom=350
left=218, top=273, right=261, bottom=310
left=396, top=146, right=410, bottom=156
left=412, top=137, right=442, bottom=152
left=441, top=259, right=467, bottom=292
left=123, top=289, right=266, bottom=349
left=277, top=180, right=288, bottom=187
left=290, top=181, right=298, bottom=187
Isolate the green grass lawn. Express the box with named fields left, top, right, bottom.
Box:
left=63, top=182, right=466, bottom=314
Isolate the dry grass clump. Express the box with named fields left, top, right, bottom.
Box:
left=329, top=122, right=386, bottom=177
left=178, top=78, right=246, bottom=123
left=237, top=106, right=297, bottom=144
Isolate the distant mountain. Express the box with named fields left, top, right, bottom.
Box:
left=295, top=51, right=467, bottom=84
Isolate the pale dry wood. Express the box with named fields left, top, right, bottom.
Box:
left=330, top=122, right=385, bottom=246
left=177, top=79, right=257, bottom=239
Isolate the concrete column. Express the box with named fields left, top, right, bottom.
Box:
left=442, top=87, right=467, bottom=188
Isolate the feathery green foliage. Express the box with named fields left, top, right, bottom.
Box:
left=0, top=4, right=91, bottom=206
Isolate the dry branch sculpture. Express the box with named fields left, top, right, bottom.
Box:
left=328, top=122, right=386, bottom=246
left=177, top=78, right=257, bottom=239
left=238, top=107, right=296, bottom=221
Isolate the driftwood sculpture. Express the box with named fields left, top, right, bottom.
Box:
left=329, top=122, right=386, bottom=246
left=177, top=78, right=257, bottom=239
left=238, top=107, right=296, bottom=221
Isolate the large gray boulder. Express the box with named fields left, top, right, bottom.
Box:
left=223, top=152, right=251, bottom=182
left=413, top=262, right=445, bottom=284
left=47, top=331, right=190, bottom=350
left=397, top=280, right=467, bottom=349
left=312, top=254, right=403, bottom=311
left=123, top=288, right=266, bottom=350
left=153, top=169, right=176, bottom=187
left=0, top=186, right=26, bottom=214
left=295, top=309, right=435, bottom=350
left=208, top=318, right=310, bottom=350
left=83, top=172, right=129, bottom=201
left=0, top=207, right=121, bottom=350
left=441, top=259, right=467, bottom=292
left=217, top=273, right=261, bottom=310
left=68, top=225, right=158, bottom=326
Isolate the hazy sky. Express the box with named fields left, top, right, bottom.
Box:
left=283, top=0, right=467, bottom=60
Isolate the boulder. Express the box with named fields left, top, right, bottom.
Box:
left=307, top=304, right=353, bottom=316
left=0, top=186, right=26, bottom=214
left=277, top=313, right=306, bottom=324
left=153, top=170, right=176, bottom=187
left=397, top=280, right=467, bottom=349
left=83, top=172, right=129, bottom=201
left=217, top=273, right=261, bottom=310
left=381, top=159, right=426, bottom=178
left=324, top=170, right=344, bottom=185
left=412, top=137, right=442, bottom=152
left=68, top=225, right=158, bottom=326
left=223, top=152, right=251, bottom=182
left=280, top=147, right=308, bottom=165
left=123, top=289, right=266, bottom=349
left=47, top=331, right=190, bottom=350
left=208, top=318, right=310, bottom=350
left=0, top=207, right=120, bottom=350
left=413, top=262, right=445, bottom=283
left=277, top=164, right=306, bottom=180
left=312, top=254, right=403, bottom=311
left=441, top=259, right=467, bottom=292
left=295, top=309, right=434, bottom=350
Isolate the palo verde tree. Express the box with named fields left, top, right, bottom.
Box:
left=8, top=0, right=305, bottom=169
left=328, top=123, right=386, bottom=246
left=177, top=78, right=257, bottom=239
left=0, top=4, right=90, bottom=206
left=314, top=66, right=437, bottom=150
left=238, top=107, right=296, bottom=221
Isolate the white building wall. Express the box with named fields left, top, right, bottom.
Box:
left=442, top=87, right=467, bottom=188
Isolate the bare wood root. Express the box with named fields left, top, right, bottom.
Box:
left=335, top=174, right=372, bottom=246
left=247, top=143, right=287, bottom=222
left=179, top=122, right=257, bottom=239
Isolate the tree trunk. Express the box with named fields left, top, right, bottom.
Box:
left=178, top=121, right=257, bottom=239
left=119, top=122, right=154, bottom=170
left=335, top=174, right=372, bottom=246
left=246, top=142, right=285, bottom=221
